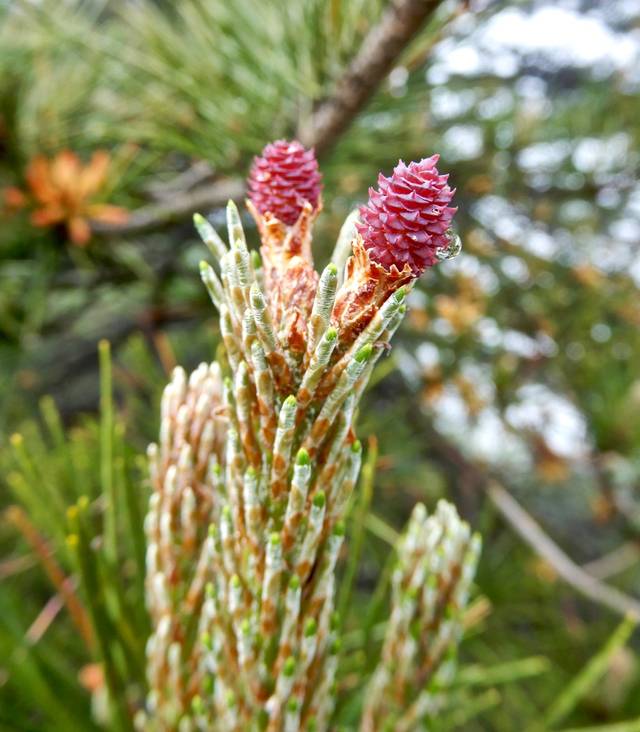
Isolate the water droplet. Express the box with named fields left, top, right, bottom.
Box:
left=436, top=230, right=462, bottom=261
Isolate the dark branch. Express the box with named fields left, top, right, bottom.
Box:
left=302, top=0, right=445, bottom=156
left=143, top=161, right=216, bottom=201
left=91, top=178, right=245, bottom=236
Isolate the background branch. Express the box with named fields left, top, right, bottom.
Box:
left=412, top=413, right=640, bottom=620
left=301, top=0, right=446, bottom=156
left=91, top=0, right=449, bottom=237
left=91, top=177, right=245, bottom=236
left=487, top=481, right=640, bottom=619
left=582, top=542, right=640, bottom=581
left=143, top=161, right=216, bottom=201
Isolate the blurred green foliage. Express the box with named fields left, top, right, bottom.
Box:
left=2, top=0, right=640, bottom=729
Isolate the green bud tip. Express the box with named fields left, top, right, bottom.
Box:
left=201, top=631, right=212, bottom=648
left=330, top=638, right=342, bottom=654
left=304, top=618, right=317, bottom=637
left=284, top=394, right=297, bottom=408
left=231, top=574, right=241, bottom=588
left=246, top=466, right=257, bottom=478
left=226, top=690, right=236, bottom=707
left=296, top=448, right=310, bottom=466
left=355, top=343, right=373, bottom=362
left=224, top=376, right=232, bottom=389
left=397, top=304, right=406, bottom=315
left=208, top=524, right=217, bottom=538
left=283, top=657, right=296, bottom=676
left=241, top=618, right=251, bottom=634
left=250, top=283, right=264, bottom=303
left=394, top=286, right=406, bottom=302
left=410, top=619, right=421, bottom=640
left=192, top=695, right=204, bottom=713
left=333, top=521, right=346, bottom=536
left=327, top=262, right=338, bottom=276
left=193, top=212, right=205, bottom=226
left=325, top=327, right=338, bottom=342
left=351, top=439, right=362, bottom=453
left=257, top=709, right=269, bottom=728
left=251, top=250, right=261, bottom=268
left=199, top=260, right=209, bottom=273
left=222, top=505, right=232, bottom=520
left=287, top=698, right=299, bottom=713
left=270, top=532, right=281, bottom=546
left=312, top=491, right=326, bottom=508
left=289, top=574, right=301, bottom=590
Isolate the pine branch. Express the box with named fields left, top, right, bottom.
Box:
left=582, top=542, right=640, bottom=580
left=91, top=0, right=449, bottom=237
left=144, top=161, right=216, bottom=201
left=90, top=178, right=245, bottom=236
left=487, top=482, right=640, bottom=620
left=301, top=0, right=447, bottom=156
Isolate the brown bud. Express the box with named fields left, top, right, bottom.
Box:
left=248, top=199, right=320, bottom=356
left=332, top=235, right=413, bottom=346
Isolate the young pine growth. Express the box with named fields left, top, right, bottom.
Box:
left=361, top=501, right=481, bottom=732
left=141, top=141, right=479, bottom=731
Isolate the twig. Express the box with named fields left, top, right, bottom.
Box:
left=144, top=161, right=216, bottom=201
left=301, top=0, right=446, bottom=156
left=582, top=541, right=640, bottom=581
left=0, top=553, right=37, bottom=579
left=6, top=506, right=95, bottom=646
left=90, top=177, right=245, bottom=236
left=26, top=591, right=65, bottom=644
left=487, top=482, right=640, bottom=620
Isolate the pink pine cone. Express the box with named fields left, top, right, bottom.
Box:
left=356, top=156, right=456, bottom=275
left=248, top=140, right=322, bottom=226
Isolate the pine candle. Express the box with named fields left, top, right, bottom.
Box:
left=141, top=142, right=478, bottom=732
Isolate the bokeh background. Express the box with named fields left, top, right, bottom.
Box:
left=1, top=0, right=640, bottom=729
